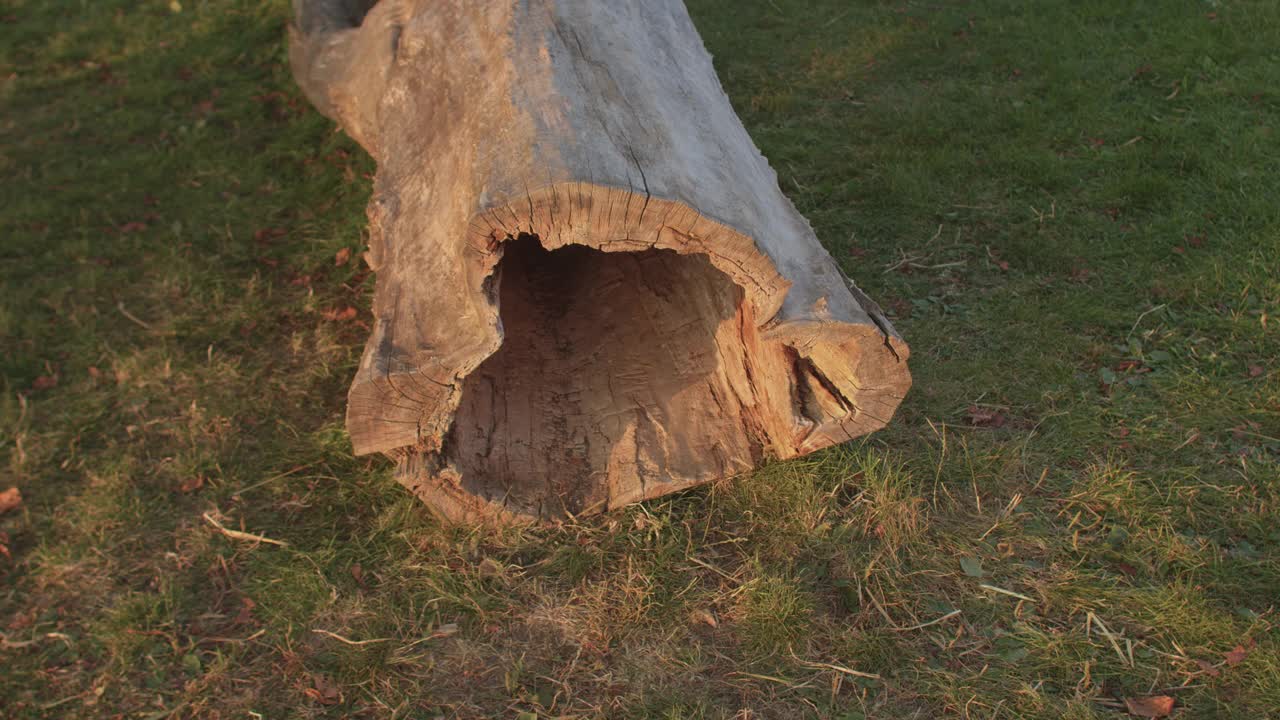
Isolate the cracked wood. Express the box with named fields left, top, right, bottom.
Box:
left=289, top=0, right=912, bottom=523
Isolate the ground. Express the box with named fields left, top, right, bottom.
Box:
left=1, top=0, right=1278, bottom=717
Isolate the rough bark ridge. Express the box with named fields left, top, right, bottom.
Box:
left=290, top=0, right=912, bottom=523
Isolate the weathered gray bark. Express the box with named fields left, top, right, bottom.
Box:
left=289, top=0, right=911, bottom=524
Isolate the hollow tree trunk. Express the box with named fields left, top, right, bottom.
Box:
left=289, top=0, right=911, bottom=524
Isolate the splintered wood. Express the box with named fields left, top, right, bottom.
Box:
left=290, top=0, right=911, bottom=523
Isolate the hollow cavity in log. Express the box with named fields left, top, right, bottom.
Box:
left=289, top=0, right=913, bottom=524
left=449, top=234, right=751, bottom=519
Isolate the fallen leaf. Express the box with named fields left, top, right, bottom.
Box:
left=0, top=487, right=21, bottom=514
left=965, top=406, right=1007, bottom=428
left=334, top=247, right=352, bottom=266
left=692, top=609, right=718, bottom=627
left=322, top=306, right=358, bottom=322
left=1224, top=644, right=1249, bottom=666
left=304, top=674, right=341, bottom=705
left=1247, top=365, right=1264, bottom=378
left=234, top=597, right=256, bottom=626
left=32, top=375, right=58, bottom=390
left=253, top=227, right=287, bottom=244
left=1186, top=234, right=1206, bottom=248
left=178, top=476, right=204, bottom=494
left=350, top=563, right=365, bottom=586
left=119, top=221, right=148, bottom=233
left=1115, top=360, right=1144, bottom=372
left=1124, top=696, right=1174, bottom=718
left=1114, top=561, right=1138, bottom=577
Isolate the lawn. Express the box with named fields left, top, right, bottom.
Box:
left=2, top=0, right=1278, bottom=717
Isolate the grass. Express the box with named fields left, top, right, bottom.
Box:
left=1, top=0, right=1277, bottom=717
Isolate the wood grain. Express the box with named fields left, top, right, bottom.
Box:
left=290, top=0, right=912, bottom=523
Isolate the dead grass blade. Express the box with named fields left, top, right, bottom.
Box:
left=202, top=512, right=288, bottom=547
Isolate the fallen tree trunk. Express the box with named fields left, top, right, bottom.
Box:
left=289, top=0, right=911, bottom=524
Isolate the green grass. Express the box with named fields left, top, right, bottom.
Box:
left=2, top=0, right=1278, bottom=717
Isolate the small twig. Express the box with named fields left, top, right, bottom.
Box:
left=1235, top=429, right=1280, bottom=444
left=978, top=493, right=1024, bottom=540
left=0, top=632, right=39, bottom=649
left=40, top=694, right=82, bottom=711
left=822, top=10, right=850, bottom=27
left=197, top=629, right=267, bottom=645
left=688, top=555, right=738, bottom=582
left=116, top=301, right=155, bottom=330
left=202, top=512, right=288, bottom=547
left=979, top=584, right=1036, bottom=603
left=894, top=609, right=963, bottom=633
left=790, top=652, right=882, bottom=680
left=865, top=587, right=900, bottom=628
left=1172, top=430, right=1202, bottom=451
left=1087, top=612, right=1133, bottom=667
left=314, top=629, right=390, bottom=646
left=1127, top=304, right=1167, bottom=339
left=729, top=671, right=809, bottom=689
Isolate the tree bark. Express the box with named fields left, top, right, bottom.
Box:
left=289, top=0, right=912, bottom=524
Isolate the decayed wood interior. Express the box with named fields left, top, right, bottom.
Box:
left=448, top=234, right=756, bottom=518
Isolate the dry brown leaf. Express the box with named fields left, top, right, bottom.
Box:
left=1247, top=365, right=1264, bottom=378
left=691, top=609, right=718, bottom=627
left=32, top=375, right=57, bottom=391
left=1124, top=696, right=1174, bottom=718
left=965, top=405, right=1007, bottom=428
left=1225, top=644, right=1249, bottom=666
left=253, top=227, right=287, bottom=243
left=0, top=487, right=21, bottom=515
left=178, top=476, right=204, bottom=494
left=322, top=306, right=358, bottom=322
left=234, top=597, right=256, bottom=626
left=334, top=247, right=352, bottom=266
left=305, top=674, right=342, bottom=705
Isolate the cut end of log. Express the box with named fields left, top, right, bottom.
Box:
left=345, top=187, right=910, bottom=525
left=293, top=0, right=912, bottom=524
